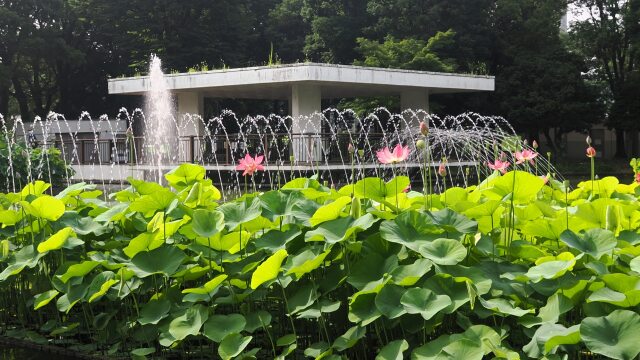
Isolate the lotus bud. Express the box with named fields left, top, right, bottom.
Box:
left=635, top=172, right=640, bottom=184
left=586, top=136, right=592, bottom=145
left=419, top=121, right=429, bottom=136
left=532, top=140, right=538, bottom=149
left=357, top=149, right=364, bottom=157
left=523, top=139, right=529, bottom=147
left=438, top=162, right=447, bottom=177
left=586, top=146, right=596, bottom=158
left=563, top=179, right=570, bottom=188
left=351, top=197, right=361, bottom=218
left=416, top=139, right=426, bottom=150
left=348, top=143, right=355, bottom=154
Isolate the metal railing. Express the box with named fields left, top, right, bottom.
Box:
left=47, top=133, right=389, bottom=166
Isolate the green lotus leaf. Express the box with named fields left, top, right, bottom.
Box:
left=353, top=176, right=410, bottom=202
left=429, top=208, right=478, bottom=235
left=376, top=339, right=408, bottom=360
left=195, top=230, right=251, bottom=254
left=375, top=284, right=407, bottom=319
left=400, top=287, right=451, bottom=320
left=581, top=310, right=640, bottom=360
left=168, top=304, right=208, bottom=341
left=417, top=238, right=467, bottom=265
left=58, top=211, right=107, bottom=235
left=250, top=249, right=288, bottom=289
left=305, top=214, right=376, bottom=244
left=332, top=325, right=365, bottom=352
left=525, top=252, right=579, bottom=282
left=286, top=282, right=318, bottom=315
left=218, top=333, right=252, bottom=360
left=285, top=248, right=331, bottom=279
left=389, top=258, right=432, bottom=286
left=21, top=180, right=51, bottom=197
left=37, top=227, right=75, bottom=253
left=191, top=209, right=224, bottom=238
left=380, top=211, right=443, bottom=251
left=560, top=228, right=617, bottom=260
left=29, top=195, right=65, bottom=221
left=309, top=196, right=352, bottom=226
left=86, top=272, right=118, bottom=303
left=0, top=209, right=21, bottom=227
left=164, top=163, right=206, bottom=190
left=260, top=190, right=306, bottom=222
left=123, top=232, right=163, bottom=258
left=484, top=170, right=545, bottom=204
left=254, top=228, right=301, bottom=251
left=129, top=246, right=187, bottom=277
left=33, top=290, right=60, bottom=310
left=56, top=282, right=89, bottom=314
left=478, top=297, right=532, bottom=317
left=182, top=274, right=228, bottom=295
left=0, top=245, right=44, bottom=281
left=523, top=323, right=580, bottom=358
left=349, top=292, right=382, bottom=325
left=297, top=298, right=341, bottom=319
left=129, top=188, right=176, bottom=216
left=56, top=260, right=100, bottom=283
left=544, top=324, right=581, bottom=354
left=203, top=314, right=246, bottom=342
left=244, top=310, right=272, bottom=333
left=347, top=254, right=398, bottom=290
left=138, top=298, right=171, bottom=325
left=423, top=275, right=472, bottom=313
left=218, top=197, right=262, bottom=231
left=131, top=347, right=155, bottom=359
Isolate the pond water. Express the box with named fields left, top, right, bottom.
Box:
left=0, top=345, right=73, bottom=360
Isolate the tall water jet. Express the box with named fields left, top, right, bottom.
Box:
left=144, top=55, right=176, bottom=182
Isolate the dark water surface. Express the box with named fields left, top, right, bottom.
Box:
left=1, top=345, right=71, bottom=360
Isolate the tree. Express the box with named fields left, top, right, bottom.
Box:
left=571, top=0, right=640, bottom=157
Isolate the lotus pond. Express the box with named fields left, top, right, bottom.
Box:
left=1, top=162, right=640, bottom=359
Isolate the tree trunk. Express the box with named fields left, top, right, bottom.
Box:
left=11, top=76, right=31, bottom=121
left=0, top=87, right=8, bottom=117
left=543, top=128, right=558, bottom=154
left=615, top=128, right=627, bottom=158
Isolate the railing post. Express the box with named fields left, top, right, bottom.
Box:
left=190, top=136, right=195, bottom=163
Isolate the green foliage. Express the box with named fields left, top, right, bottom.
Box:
left=1, top=164, right=640, bottom=358
left=0, top=138, right=74, bottom=193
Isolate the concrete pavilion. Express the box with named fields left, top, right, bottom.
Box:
left=107, top=62, right=495, bottom=136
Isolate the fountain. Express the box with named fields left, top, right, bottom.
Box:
left=144, top=55, right=178, bottom=183
left=0, top=56, right=562, bottom=197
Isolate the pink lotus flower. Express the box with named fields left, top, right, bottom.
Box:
left=586, top=146, right=596, bottom=158
left=515, top=149, right=538, bottom=165
left=635, top=172, right=640, bottom=184
left=487, top=159, right=511, bottom=174
left=377, top=144, right=410, bottom=164
left=236, top=154, right=265, bottom=176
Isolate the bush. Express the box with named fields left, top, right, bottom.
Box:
left=0, top=137, right=74, bottom=193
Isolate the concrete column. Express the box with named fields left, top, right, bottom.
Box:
left=176, top=92, right=205, bottom=162
left=176, top=92, right=205, bottom=136
left=400, top=89, right=429, bottom=129
left=290, top=83, right=322, bottom=162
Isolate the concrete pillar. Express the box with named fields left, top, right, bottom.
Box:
left=290, top=84, right=322, bottom=162
left=176, top=92, right=204, bottom=137
left=176, top=92, right=205, bottom=162
left=400, top=89, right=429, bottom=129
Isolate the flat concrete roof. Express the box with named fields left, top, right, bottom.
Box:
left=107, top=63, right=494, bottom=99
